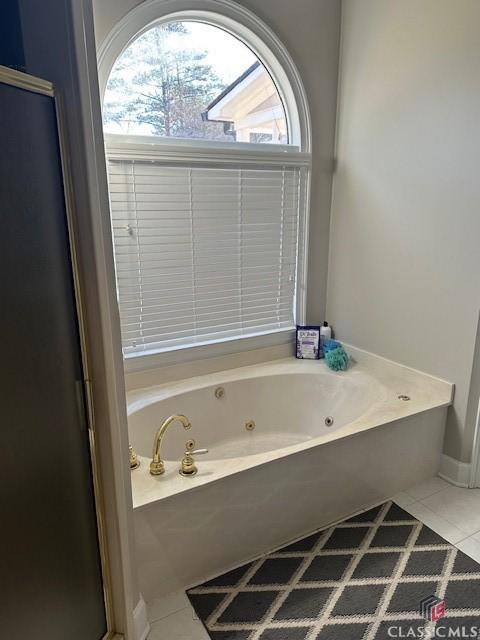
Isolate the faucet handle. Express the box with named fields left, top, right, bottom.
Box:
left=129, top=444, right=140, bottom=470
left=179, top=440, right=208, bottom=476
left=185, top=438, right=196, bottom=451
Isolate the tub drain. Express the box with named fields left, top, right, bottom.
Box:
left=398, top=394, right=411, bottom=401
left=325, top=416, right=334, bottom=427
left=245, top=420, right=256, bottom=431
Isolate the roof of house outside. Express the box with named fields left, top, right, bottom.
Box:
left=203, top=60, right=261, bottom=121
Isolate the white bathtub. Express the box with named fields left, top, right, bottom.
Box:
left=129, top=368, right=379, bottom=464
left=128, top=346, right=453, bottom=600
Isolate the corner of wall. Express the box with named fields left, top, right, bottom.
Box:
left=324, top=0, right=344, bottom=327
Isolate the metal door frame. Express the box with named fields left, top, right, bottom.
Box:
left=0, top=64, right=115, bottom=640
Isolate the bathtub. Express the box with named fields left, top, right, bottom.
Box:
left=128, top=346, right=453, bottom=600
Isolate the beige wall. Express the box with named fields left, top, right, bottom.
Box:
left=328, top=0, right=480, bottom=462
left=92, top=0, right=341, bottom=325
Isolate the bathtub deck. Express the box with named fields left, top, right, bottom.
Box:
left=129, top=347, right=453, bottom=509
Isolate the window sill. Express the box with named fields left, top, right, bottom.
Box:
left=123, top=329, right=295, bottom=375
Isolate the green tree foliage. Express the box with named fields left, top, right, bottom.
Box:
left=103, top=22, right=232, bottom=140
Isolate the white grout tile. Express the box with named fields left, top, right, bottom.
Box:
left=400, top=501, right=466, bottom=544
left=404, top=476, right=450, bottom=500
left=148, top=605, right=210, bottom=640
left=455, top=536, right=480, bottom=564
left=147, top=590, right=191, bottom=624
left=392, top=492, right=418, bottom=508
left=421, top=486, right=480, bottom=536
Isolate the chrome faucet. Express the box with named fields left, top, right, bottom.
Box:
left=150, top=414, right=192, bottom=476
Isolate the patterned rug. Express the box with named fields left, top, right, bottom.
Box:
left=186, top=501, right=480, bottom=640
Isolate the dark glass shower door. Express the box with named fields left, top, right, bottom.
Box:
left=0, top=77, right=108, bottom=639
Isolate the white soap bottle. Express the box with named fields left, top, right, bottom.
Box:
left=320, top=321, right=332, bottom=344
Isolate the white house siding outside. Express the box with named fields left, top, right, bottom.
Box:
left=203, top=62, right=288, bottom=143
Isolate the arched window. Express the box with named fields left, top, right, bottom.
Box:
left=99, top=0, right=311, bottom=361
left=104, top=21, right=289, bottom=144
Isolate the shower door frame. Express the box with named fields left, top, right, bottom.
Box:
left=0, top=64, right=115, bottom=639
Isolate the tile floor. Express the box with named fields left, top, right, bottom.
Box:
left=147, top=477, right=480, bottom=640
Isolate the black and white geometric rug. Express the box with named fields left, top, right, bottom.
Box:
left=187, top=501, right=480, bottom=639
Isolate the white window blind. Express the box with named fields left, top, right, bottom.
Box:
left=108, top=159, right=302, bottom=356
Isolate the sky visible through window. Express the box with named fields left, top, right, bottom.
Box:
left=176, top=22, right=256, bottom=85
left=103, top=21, right=287, bottom=143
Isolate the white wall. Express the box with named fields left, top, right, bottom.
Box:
left=328, top=0, right=480, bottom=462
left=92, top=0, right=341, bottom=325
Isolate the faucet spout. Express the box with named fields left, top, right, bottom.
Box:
left=150, top=414, right=192, bottom=476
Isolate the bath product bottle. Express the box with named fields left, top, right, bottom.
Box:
left=320, top=321, right=332, bottom=344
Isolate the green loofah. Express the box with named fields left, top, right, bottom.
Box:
left=325, top=346, right=349, bottom=371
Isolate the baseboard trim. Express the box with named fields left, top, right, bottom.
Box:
left=438, top=454, right=471, bottom=488
left=133, top=595, right=150, bottom=640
